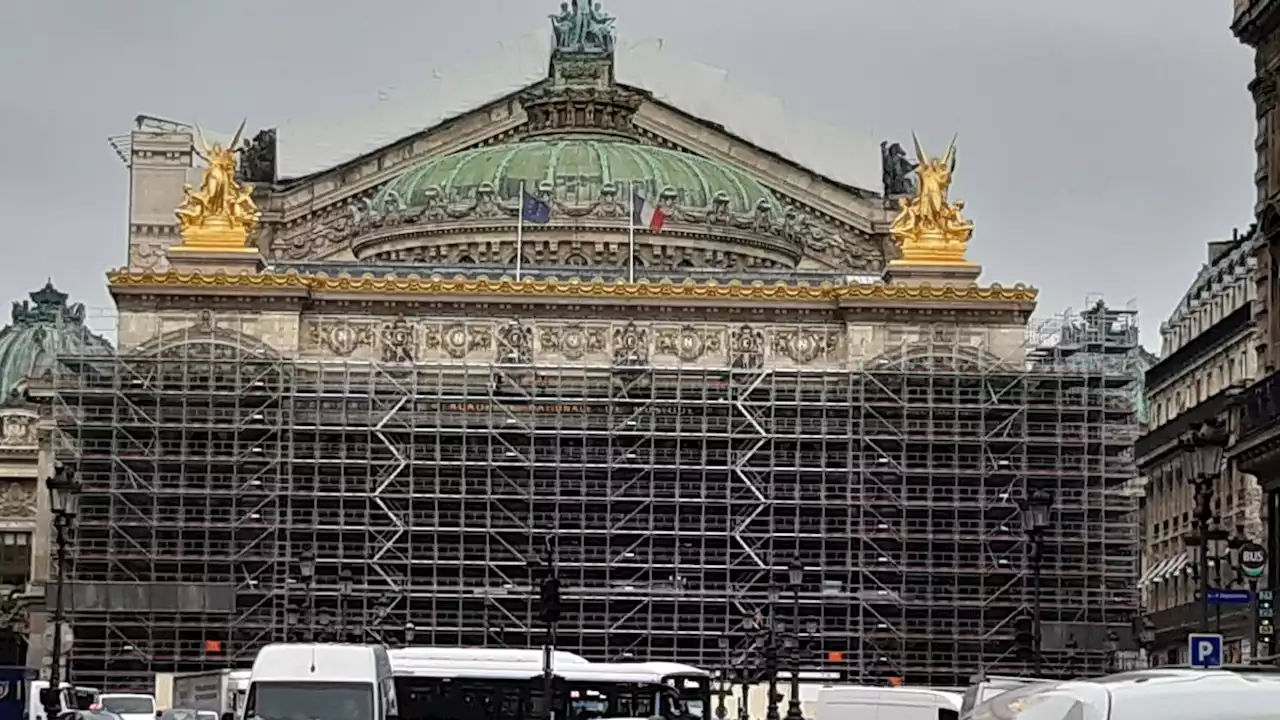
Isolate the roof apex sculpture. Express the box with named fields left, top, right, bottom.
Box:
left=549, top=0, right=616, bottom=56
left=172, top=120, right=262, bottom=254
left=889, top=134, right=975, bottom=267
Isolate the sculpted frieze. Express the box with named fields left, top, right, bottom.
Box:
left=298, top=317, right=886, bottom=371
left=654, top=325, right=725, bottom=364
left=424, top=323, right=493, bottom=360
left=539, top=324, right=608, bottom=361
left=771, top=327, right=843, bottom=366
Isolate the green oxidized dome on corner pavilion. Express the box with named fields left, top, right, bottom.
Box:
left=371, top=136, right=782, bottom=215
left=0, top=282, right=114, bottom=406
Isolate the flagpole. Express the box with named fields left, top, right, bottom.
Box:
left=516, top=180, right=524, bottom=282
left=628, top=181, right=636, bottom=283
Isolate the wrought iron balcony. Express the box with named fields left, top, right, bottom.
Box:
left=1241, top=368, right=1280, bottom=439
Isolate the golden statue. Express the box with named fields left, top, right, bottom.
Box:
left=173, top=120, right=261, bottom=252
left=889, top=134, right=975, bottom=266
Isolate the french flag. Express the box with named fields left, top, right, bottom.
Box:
left=632, top=192, right=666, bottom=232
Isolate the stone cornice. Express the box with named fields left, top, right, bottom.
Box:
left=106, top=267, right=1038, bottom=319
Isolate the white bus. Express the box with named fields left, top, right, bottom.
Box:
left=248, top=644, right=709, bottom=720
left=389, top=654, right=711, bottom=720
left=245, top=644, right=396, bottom=720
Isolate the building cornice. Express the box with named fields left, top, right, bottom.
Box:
left=105, top=267, right=1037, bottom=315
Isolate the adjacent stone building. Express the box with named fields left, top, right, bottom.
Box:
left=1136, top=231, right=1264, bottom=664
left=1231, top=0, right=1280, bottom=606
left=0, top=283, right=113, bottom=676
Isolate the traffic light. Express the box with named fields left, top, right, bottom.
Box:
left=1012, top=613, right=1035, bottom=661
left=538, top=575, right=562, bottom=624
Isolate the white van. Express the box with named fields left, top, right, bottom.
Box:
left=813, top=685, right=961, bottom=720
left=99, top=693, right=157, bottom=720
left=245, top=644, right=397, bottom=720
left=966, top=668, right=1280, bottom=720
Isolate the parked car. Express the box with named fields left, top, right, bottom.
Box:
left=965, top=667, right=1280, bottom=720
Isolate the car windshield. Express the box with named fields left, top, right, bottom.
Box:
left=102, top=699, right=155, bottom=715
left=248, top=682, right=374, bottom=720
left=968, top=682, right=1106, bottom=720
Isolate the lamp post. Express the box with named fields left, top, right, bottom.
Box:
left=715, top=636, right=730, bottom=720
left=737, top=614, right=755, bottom=720
left=299, top=550, right=316, bottom=642
left=44, top=463, right=80, bottom=720
left=784, top=558, right=805, bottom=720
left=529, top=538, right=561, bottom=720
left=1182, top=418, right=1229, bottom=633
left=337, top=568, right=353, bottom=641
left=285, top=603, right=300, bottom=641
left=1019, top=488, right=1053, bottom=675
left=764, top=580, right=781, bottom=720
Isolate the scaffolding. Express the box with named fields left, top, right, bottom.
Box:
left=47, top=306, right=1142, bottom=690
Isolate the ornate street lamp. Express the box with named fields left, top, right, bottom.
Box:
left=1018, top=488, right=1053, bottom=675
left=785, top=558, right=806, bottom=720
left=765, top=580, right=781, bottom=720
left=299, top=550, right=316, bottom=641
left=43, top=462, right=81, bottom=720
left=715, top=636, right=730, bottom=720
left=337, top=568, right=353, bottom=640
left=1183, top=418, right=1230, bottom=632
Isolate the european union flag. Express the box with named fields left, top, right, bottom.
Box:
left=521, top=192, right=551, bottom=224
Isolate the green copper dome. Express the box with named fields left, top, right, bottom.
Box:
left=0, top=282, right=113, bottom=406
left=373, top=136, right=781, bottom=214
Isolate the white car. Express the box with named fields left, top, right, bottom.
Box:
left=966, top=668, right=1280, bottom=720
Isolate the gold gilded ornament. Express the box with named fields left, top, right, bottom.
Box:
left=172, top=120, right=261, bottom=253
left=889, top=135, right=975, bottom=267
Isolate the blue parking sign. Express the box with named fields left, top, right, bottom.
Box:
left=1188, top=633, right=1224, bottom=668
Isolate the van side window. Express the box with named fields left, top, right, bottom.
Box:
left=938, top=710, right=959, bottom=720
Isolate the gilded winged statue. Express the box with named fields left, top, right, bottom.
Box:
left=889, top=134, right=974, bottom=264
left=175, top=120, right=261, bottom=239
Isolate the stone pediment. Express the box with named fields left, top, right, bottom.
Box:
left=229, top=7, right=895, bottom=277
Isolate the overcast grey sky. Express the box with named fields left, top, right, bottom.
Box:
left=0, top=0, right=1255, bottom=348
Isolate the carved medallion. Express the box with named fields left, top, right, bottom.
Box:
left=771, top=328, right=841, bottom=365
left=540, top=324, right=606, bottom=361
left=379, top=317, right=417, bottom=363
left=309, top=320, right=375, bottom=357
left=655, top=325, right=723, bottom=363
left=497, top=321, right=534, bottom=365
left=612, top=322, right=650, bottom=367
left=729, top=325, right=765, bottom=370
left=424, top=323, right=493, bottom=360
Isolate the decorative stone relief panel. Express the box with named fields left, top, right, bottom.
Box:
left=0, top=483, right=35, bottom=519
left=496, top=321, right=534, bottom=365
left=652, top=325, right=726, bottom=367
left=728, top=325, right=765, bottom=370
left=424, top=322, right=494, bottom=361
left=539, top=324, right=609, bottom=363
left=0, top=413, right=37, bottom=448
left=612, top=322, right=650, bottom=367
left=769, top=326, right=844, bottom=369
left=123, top=310, right=296, bottom=357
